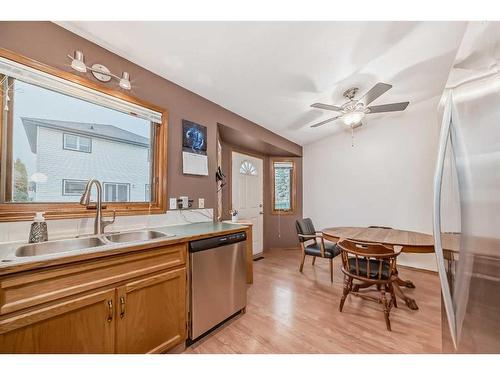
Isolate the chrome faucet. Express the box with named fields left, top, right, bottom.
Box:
left=79, top=179, right=116, bottom=235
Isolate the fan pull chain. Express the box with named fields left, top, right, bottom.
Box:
left=351, top=125, right=355, bottom=147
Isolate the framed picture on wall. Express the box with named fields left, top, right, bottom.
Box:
left=182, top=119, right=208, bottom=176
left=182, top=119, right=207, bottom=155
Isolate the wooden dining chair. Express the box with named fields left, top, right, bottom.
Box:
left=295, top=218, right=340, bottom=282
left=337, top=238, right=400, bottom=331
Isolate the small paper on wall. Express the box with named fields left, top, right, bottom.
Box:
left=182, top=151, right=208, bottom=176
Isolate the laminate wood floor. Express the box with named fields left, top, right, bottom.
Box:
left=185, top=248, right=442, bottom=354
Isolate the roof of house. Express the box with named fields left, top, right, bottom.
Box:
left=21, top=117, right=150, bottom=153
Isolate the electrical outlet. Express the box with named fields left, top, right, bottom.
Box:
left=198, top=198, right=205, bottom=209
left=169, top=198, right=177, bottom=210
left=179, top=196, right=189, bottom=209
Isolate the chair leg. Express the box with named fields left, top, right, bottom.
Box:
left=389, top=282, right=398, bottom=308
left=312, top=256, right=316, bottom=265
left=381, top=286, right=391, bottom=331
left=329, top=258, right=333, bottom=283
left=339, top=276, right=351, bottom=312
left=299, top=252, right=306, bottom=273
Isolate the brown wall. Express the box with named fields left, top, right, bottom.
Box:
left=220, top=141, right=232, bottom=220
left=0, top=21, right=302, bottom=248
left=264, top=156, right=303, bottom=249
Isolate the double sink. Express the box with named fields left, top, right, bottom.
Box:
left=15, top=230, right=173, bottom=258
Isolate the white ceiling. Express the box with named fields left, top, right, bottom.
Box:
left=57, top=21, right=467, bottom=145
left=446, top=21, right=500, bottom=88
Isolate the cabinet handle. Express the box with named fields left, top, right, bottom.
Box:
left=119, top=296, right=126, bottom=319
left=107, top=300, right=113, bottom=323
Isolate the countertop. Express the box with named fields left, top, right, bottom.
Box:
left=0, top=221, right=249, bottom=276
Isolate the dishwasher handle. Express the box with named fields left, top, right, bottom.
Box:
left=189, top=232, right=247, bottom=253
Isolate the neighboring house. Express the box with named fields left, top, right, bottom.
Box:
left=22, top=117, right=151, bottom=203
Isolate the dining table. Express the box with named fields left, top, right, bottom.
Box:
left=322, top=226, right=436, bottom=311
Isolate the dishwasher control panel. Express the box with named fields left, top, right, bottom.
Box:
left=189, top=231, right=247, bottom=253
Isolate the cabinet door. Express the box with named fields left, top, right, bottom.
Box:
left=115, top=267, right=186, bottom=354
left=0, top=289, right=115, bottom=353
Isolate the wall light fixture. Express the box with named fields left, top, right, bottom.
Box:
left=67, top=50, right=131, bottom=90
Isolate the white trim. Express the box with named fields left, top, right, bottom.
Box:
left=0, top=56, right=162, bottom=124
left=62, top=179, right=87, bottom=196
left=63, top=133, right=92, bottom=153
left=103, top=182, right=130, bottom=202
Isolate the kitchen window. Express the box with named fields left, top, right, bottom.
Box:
left=0, top=50, right=168, bottom=221
left=271, top=159, right=296, bottom=214
left=104, top=182, right=130, bottom=202
left=63, top=133, right=92, bottom=153
left=62, top=179, right=87, bottom=196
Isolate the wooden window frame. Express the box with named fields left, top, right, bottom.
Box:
left=0, top=48, right=168, bottom=222
left=270, top=157, right=296, bottom=215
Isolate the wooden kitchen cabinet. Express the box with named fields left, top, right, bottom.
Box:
left=0, top=289, right=115, bottom=354
left=0, top=244, right=188, bottom=354
left=115, top=267, right=186, bottom=354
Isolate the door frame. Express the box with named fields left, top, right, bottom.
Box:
left=229, top=148, right=265, bottom=255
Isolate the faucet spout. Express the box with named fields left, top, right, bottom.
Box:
left=79, top=183, right=93, bottom=206
left=79, top=179, right=115, bottom=235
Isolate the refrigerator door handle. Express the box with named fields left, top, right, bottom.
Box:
left=433, top=93, right=458, bottom=349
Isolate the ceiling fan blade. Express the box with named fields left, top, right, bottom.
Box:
left=310, top=103, right=342, bottom=111
left=367, top=101, right=409, bottom=113
left=310, top=116, right=341, bottom=128
left=359, top=82, right=393, bottom=105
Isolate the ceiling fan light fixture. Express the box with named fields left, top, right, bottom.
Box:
left=308, top=83, right=409, bottom=129
left=342, top=111, right=365, bottom=126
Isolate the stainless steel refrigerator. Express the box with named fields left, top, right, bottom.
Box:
left=434, top=46, right=500, bottom=352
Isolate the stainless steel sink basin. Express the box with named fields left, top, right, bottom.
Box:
left=16, top=237, right=106, bottom=257
left=104, top=230, right=172, bottom=243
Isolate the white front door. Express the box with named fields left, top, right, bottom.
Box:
left=231, top=152, right=263, bottom=256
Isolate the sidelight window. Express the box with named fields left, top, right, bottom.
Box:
left=271, top=159, right=296, bottom=214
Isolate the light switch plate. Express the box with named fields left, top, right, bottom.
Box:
left=169, top=198, right=177, bottom=210
left=198, top=198, right=205, bottom=209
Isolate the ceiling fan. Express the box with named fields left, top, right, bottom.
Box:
left=309, top=82, right=409, bottom=128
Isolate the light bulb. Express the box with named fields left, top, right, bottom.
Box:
left=119, top=72, right=131, bottom=90
left=342, top=110, right=365, bottom=126
left=70, top=50, right=87, bottom=73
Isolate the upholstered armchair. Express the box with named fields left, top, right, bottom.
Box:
left=295, top=218, right=340, bottom=282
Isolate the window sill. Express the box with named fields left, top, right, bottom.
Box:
left=270, top=210, right=296, bottom=216
left=0, top=203, right=166, bottom=222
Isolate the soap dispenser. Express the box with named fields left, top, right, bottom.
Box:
left=29, top=212, right=48, bottom=243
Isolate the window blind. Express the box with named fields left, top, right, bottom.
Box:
left=0, top=56, right=163, bottom=124
left=274, top=161, right=294, bottom=169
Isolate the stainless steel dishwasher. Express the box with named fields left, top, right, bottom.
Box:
left=188, top=231, right=247, bottom=342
